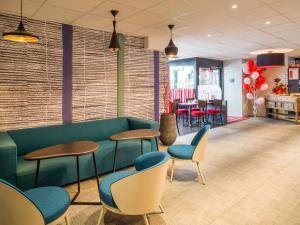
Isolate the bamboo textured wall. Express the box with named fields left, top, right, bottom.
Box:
left=0, top=14, right=62, bottom=131
left=72, top=26, right=118, bottom=122
left=159, top=52, right=169, bottom=116
left=124, top=36, right=155, bottom=120
left=0, top=13, right=169, bottom=131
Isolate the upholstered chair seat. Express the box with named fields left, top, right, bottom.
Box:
left=0, top=179, right=71, bottom=225
left=168, top=145, right=195, bottom=160
left=167, top=125, right=210, bottom=184
left=24, top=186, right=70, bottom=224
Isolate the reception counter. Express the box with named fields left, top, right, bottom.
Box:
left=266, top=94, right=300, bottom=124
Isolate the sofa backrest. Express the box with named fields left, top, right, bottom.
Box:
left=7, top=117, right=129, bottom=156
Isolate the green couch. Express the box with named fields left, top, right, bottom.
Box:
left=0, top=117, right=158, bottom=190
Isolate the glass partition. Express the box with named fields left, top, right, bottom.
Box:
left=198, top=68, right=222, bottom=100
left=170, top=65, right=195, bottom=89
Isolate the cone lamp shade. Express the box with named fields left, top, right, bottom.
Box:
left=165, top=25, right=178, bottom=58
left=257, top=53, right=285, bottom=68
left=109, top=10, right=120, bottom=52
left=2, top=0, right=39, bottom=43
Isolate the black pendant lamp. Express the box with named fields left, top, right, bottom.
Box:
left=257, top=52, right=285, bottom=68
left=165, top=24, right=178, bottom=58
left=2, top=0, right=39, bottom=43
left=109, top=10, right=120, bottom=52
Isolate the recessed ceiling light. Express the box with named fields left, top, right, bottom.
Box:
left=207, top=34, right=211, bottom=37
left=231, top=4, right=238, bottom=9
left=250, top=48, right=293, bottom=55
left=265, top=21, right=271, bottom=25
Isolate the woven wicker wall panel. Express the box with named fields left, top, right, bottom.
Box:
left=159, top=52, right=169, bottom=116
left=0, top=14, right=62, bottom=131
left=72, top=26, right=118, bottom=122
left=124, top=36, right=155, bottom=120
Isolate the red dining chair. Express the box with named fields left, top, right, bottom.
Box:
left=207, top=99, right=224, bottom=125
left=191, top=100, right=207, bottom=126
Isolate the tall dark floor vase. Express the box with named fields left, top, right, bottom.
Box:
left=159, top=113, right=177, bottom=146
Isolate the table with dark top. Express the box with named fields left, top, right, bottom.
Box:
left=24, top=140, right=101, bottom=205
left=110, top=129, right=160, bottom=172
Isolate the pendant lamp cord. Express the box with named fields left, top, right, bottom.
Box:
left=113, top=17, right=116, bottom=30
left=20, top=0, right=23, bottom=22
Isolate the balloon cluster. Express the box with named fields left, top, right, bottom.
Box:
left=242, top=60, right=268, bottom=106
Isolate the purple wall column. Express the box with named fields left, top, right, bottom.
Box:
left=154, top=51, right=160, bottom=121
left=62, top=24, right=72, bottom=124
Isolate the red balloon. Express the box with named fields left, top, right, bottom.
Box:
left=255, top=76, right=266, bottom=89
left=256, top=68, right=264, bottom=74
left=247, top=60, right=255, bottom=73
left=243, top=83, right=251, bottom=91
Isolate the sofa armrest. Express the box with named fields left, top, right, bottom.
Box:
left=127, top=117, right=159, bottom=151
left=0, top=132, right=17, bottom=185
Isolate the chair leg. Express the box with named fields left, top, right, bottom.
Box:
left=97, top=207, right=106, bottom=225
left=175, top=115, right=180, bottom=136
left=159, top=204, right=164, bottom=213
left=196, top=163, right=206, bottom=185
left=143, top=215, right=150, bottom=225
left=65, top=215, right=70, bottom=225
left=170, top=159, right=175, bottom=183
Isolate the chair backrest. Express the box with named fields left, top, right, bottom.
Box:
left=190, top=125, right=210, bottom=163
left=198, top=100, right=207, bottom=110
left=111, top=152, right=170, bottom=215
left=173, top=99, right=180, bottom=103
left=0, top=179, right=45, bottom=225
left=213, top=99, right=223, bottom=110
left=186, top=98, right=195, bottom=103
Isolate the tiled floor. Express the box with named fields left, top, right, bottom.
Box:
left=64, top=118, right=300, bottom=225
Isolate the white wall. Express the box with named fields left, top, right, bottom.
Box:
left=224, top=59, right=243, bottom=117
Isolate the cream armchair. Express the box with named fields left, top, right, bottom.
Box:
left=167, top=125, right=210, bottom=184
left=97, top=151, right=170, bottom=225
left=0, top=179, right=70, bottom=225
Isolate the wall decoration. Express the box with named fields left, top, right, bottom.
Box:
left=288, top=68, right=299, bottom=80
left=272, top=78, right=288, bottom=95
left=242, top=60, right=268, bottom=117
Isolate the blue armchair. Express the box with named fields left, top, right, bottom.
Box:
left=0, top=179, right=70, bottom=225
left=97, top=151, right=170, bottom=225
left=167, top=125, right=210, bottom=184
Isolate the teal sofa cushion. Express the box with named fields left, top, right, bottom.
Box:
left=24, top=186, right=70, bottom=224
left=17, top=139, right=151, bottom=190
left=167, top=145, right=195, bottom=160
left=8, top=117, right=129, bottom=156
left=100, top=170, right=136, bottom=208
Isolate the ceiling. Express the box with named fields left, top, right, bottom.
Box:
left=1, top=0, right=300, bottom=60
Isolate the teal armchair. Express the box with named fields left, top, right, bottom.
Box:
left=167, top=125, right=210, bottom=184
left=0, top=179, right=70, bottom=225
